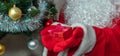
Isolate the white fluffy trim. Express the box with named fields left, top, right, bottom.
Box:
left=71, top=23, right=96, bottom=56
left=42, top=47, right=48, bottom=56
left=52, top=22, right=70, bottom=27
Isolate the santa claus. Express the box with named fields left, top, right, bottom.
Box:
left=40, top=0, right=120, bottom=56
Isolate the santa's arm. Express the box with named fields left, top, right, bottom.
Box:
left=41, top=20, right=120, bottom=56
left=52, top=21, right=120, bottom=56
left=41, top=8, right=120, bottom=56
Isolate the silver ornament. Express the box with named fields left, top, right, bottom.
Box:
left=28, top=39, right=39, bottom=50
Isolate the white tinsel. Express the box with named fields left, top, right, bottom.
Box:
left=65, top=0, right=116, bottom=28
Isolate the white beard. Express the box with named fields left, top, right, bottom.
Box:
left=65, top=0, right=116, bottom=28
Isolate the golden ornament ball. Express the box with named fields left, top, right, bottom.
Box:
left=8, top=4, right=22, bottom=20
left=0, top=43, right=6, bottom=55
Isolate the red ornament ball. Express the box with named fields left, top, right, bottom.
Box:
left=45, top=19, right=53, bottom=26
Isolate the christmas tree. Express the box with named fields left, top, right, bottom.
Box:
left=0, top=0, right=57, bottom=56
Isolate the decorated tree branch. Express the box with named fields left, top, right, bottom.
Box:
left=0, top=0, right=57, bottom=55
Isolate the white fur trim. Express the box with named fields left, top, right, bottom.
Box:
left=42, top=47, right=48, bottom=56
left=71, top=23, right=96, bottom=56
left=52, top=22, right=70, bottom=27
left=58, top=49, right=69, bottom=56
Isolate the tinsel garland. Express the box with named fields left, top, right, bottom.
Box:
left=0, top=0, right=56, bottom=32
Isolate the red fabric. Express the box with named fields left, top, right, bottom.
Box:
left=40, top=12, right=120, bottom=56
left=58, top=8, right=65, bottom=23
left=67, top=46, right=80, bottom=56
left=85, top=20, right=120, bottom=56
left=41, top=26, right=57, bottom=51
left=53, top=8, right=65, bottom=24
left=54, top=27, right=83, bottom=52
left=47, top=50, right=58, bottom=56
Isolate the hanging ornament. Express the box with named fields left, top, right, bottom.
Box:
left=0, top=43, right=6, bottom=55
left=27, top=39, right=39, bottom=50
left=8, top=4, right=22, bottom=20
left=45, top=19, right=53, bottom=26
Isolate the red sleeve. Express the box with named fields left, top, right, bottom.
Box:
left=86, top=20, right=120, bottom=56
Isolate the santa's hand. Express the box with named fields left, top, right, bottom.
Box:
left=53, top=27, right=84, bottom=52
left=40, top=22, right=74, bottom=51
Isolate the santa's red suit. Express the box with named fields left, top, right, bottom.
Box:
left=40, top=0, right=120, bottom=56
